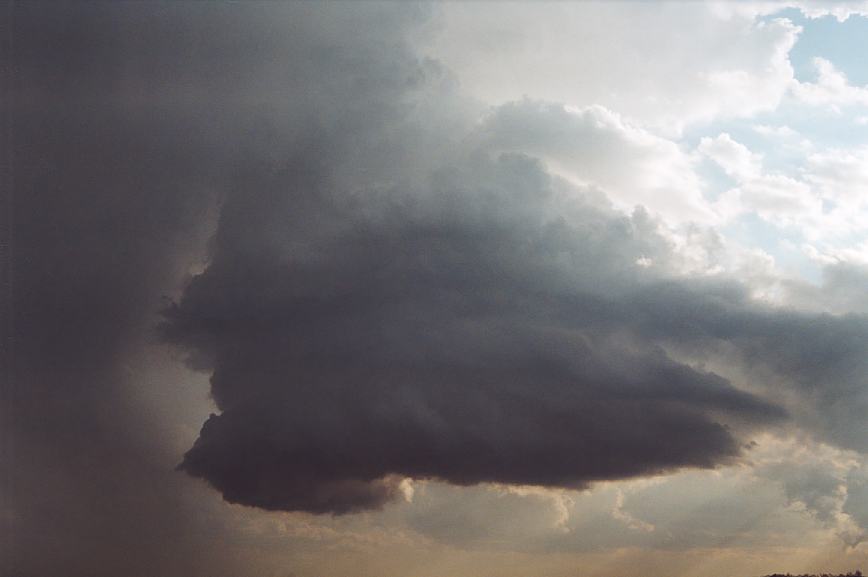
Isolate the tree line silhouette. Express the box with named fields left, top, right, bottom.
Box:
left=762, top=572, right=863, bottom=577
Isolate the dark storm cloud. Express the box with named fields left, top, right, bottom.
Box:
left=4, top=2, right=434, bottom=576
left=4, top=3, right=238, bottom=575
left=162, top=147, right=786, bottom=514
left=161, top=61, right=868, bottom=514
left=618, top=283, right=868, bottom=452
left=149, top=3, right=868, bottom=519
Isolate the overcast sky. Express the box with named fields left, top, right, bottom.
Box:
left=6, top=3, right=868, bottom=577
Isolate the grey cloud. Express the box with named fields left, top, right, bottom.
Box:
left=166, top=83, right=868, bottom=516
left=844, top=469, right=868, bottom=537
left=460, top=103, right=868, bottom=436
left=781, top=262, right=868, bottom=315
left=164, top=144, right=785, bottom=514
left=401, top=484, right=573, bottom=550
left=164, top=76, right=868, bottom=517
left=4, top=2, right=436, bottom=576
left=601, top=470, right=810, bottom=551
left=761, top=460, right=846, bottom=525
left=387, top=472, right=813, bottom=553
left=627, top=293, right=868, bottom=452
left=751, top=453, right=868, bottom=548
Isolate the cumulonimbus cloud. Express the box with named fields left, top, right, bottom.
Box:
left=158, top=3, right=868, bottom=517
left=162, top=144, right=788, bottom=513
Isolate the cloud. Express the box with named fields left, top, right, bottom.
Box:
left=426, top=3, right=799, bottom=133
left=712, top=2, right=868, bottom=23
left=716, top=174, right=819, bottom=225
left=154, top=3, right=868, bottom=520
left=700, top=133, right=764, bottom=181
left=478, top=101, right=712, bottom=224
left=14, top=4, right=868, bottom=574
left=164, top=149, right=784, bottom=514
left=655, top=303, right=868, bottom=455
left=746, top=436, right=868, bottom=548
left=779, top=261, right=868, bottom=315
left=806, top=147, right=868, bottom=206
left=697, top=133, right=823, bottom=229
left=4, top=2, right=440, bottom=575
left=763, top=460, right=848, bottom=525
left=402, top=483, right=574, bottom=549
left=792, top=58, right=868, bottom=111
left=793, top=1, right=868, bottom=22
left=396, top=464, right=821, bottom=553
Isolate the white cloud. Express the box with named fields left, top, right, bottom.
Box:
left=805, top=147, right=868, bottom=205
left=699, top=133, right=764, bottom=181
left=792, top=57, right=868, bottom=111
left=691, top=130, right=868, bottom=274
left=804, top=241, right=868, bottom=267
left=478, top=101, right=713, bottom=224
left=794, top=1, right=868, bottom=21
left=711, top=1, right=868, bottom=22
left=753, top=124, right=813, bottom=151
left=426, top=3, right=800, bottom=134
left=716, top=174, right=819, bottom=225
left=695, top=133, right=820, bottom=229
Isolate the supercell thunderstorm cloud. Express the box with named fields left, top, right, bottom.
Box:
left=8, top=2, right=868, bottom=577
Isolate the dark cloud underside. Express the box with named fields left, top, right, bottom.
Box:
left=163, top=151, right=786, bottom=514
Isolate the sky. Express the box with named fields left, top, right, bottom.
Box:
left=5, top=2, right=868, bottom=577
